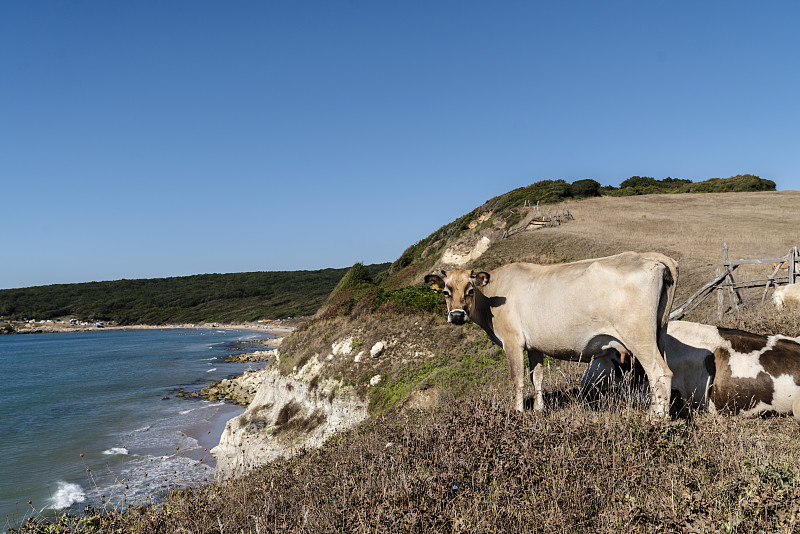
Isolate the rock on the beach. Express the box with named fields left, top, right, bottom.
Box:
left=200, top=368, right=273, bottom=406
left=369, top=374, right=382, bottom=386
left=225, top=349, right=277, bottom=363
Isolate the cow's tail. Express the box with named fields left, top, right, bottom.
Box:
left=656, top=256, right=679, bottom=356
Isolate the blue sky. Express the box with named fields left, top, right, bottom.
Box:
left=2, top=2, right=799, bottom=289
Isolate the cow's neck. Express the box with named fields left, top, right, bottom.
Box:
left=473, top=289, right=503, bottom=347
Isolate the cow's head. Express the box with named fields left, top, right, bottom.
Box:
left=425, top=269, right=490, bottom=325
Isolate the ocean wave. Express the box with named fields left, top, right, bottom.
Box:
left=206, top=368, right=217, bottom=372
left=102, top=447, right=129, bottom=456
left=48, top=481, right=86, bottom=510
left=88, top=454, right=213, bottom=511
left=119, top=455, right=213, bottom=491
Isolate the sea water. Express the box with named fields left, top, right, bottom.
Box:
left=0, top=328, right=272, bottom=528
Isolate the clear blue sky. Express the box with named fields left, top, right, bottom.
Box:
left=2, top=2, right=799, bottom=289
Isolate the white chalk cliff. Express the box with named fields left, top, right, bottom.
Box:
left=211, top=351, right=369, bottom=482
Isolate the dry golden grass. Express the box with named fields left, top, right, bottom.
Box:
left=24, top=363, right=800, bottom=533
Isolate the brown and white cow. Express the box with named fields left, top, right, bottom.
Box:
left=582, top=321, right=716, bottom=409
left=425, top=251, right=678, bottom=416
left=583, top=320, right=800, bottom=420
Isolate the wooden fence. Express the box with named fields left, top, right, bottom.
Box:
left=669, top=244, right=798, bottom=320
left=503, top=201, right=574, bottom=238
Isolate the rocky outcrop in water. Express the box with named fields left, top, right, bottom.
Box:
left=200, top=368, right=271, bottom=405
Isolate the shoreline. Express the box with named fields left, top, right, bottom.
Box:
left=180, top=402, right=245, bottom=464
left=176, top=323, right=295, bottom=468
left=0, top=319, right=299, bottom=338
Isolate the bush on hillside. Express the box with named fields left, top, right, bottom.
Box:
left=570, top=179, right=602, bottom=198
left=374, top=286, right=446, bottom=315
left=606, top=174, right=774, bottom=196
left=334, top=263, right=375, bottom=293
left=690, top=174, right=776, bottom=193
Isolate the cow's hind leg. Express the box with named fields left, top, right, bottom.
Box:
left=639, top=348, right=673, bottom=418
left=527, top=350, right=545, bottom=412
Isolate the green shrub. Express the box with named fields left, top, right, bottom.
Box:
left=374, top=286, right=446, bottom=315
left=333, top=263, right=375, bottom=294
left=571, top=179, right=602, bottom=198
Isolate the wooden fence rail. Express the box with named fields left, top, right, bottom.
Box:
left=669, top=244, right=798, bottom=320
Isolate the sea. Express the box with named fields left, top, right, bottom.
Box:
left=0, top=328, right=273, bottom=529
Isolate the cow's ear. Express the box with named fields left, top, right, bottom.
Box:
left=474, top=271, right=490, bottom=287
left=425, top=274, right=445, bottom=292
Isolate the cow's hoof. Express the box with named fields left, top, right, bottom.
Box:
left=648, top=408, right=671, bottom=421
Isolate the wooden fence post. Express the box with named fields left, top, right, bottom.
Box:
left=716, top=267, right=725, bottom=320
left=722, top=243, right=742, bottom=312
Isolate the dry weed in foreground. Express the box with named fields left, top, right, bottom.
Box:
left=27, top=381, right=800, bottom=534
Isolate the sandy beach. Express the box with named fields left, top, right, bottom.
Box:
left=180, top=402, right=245, bottom=464
left=1, top=318, right=298, bottom=338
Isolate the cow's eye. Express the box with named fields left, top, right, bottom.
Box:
left=442, top=290, right=451, bottom=297
left=466, top=288, right=475, bottom=296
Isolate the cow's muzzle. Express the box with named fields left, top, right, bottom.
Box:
left=448, top=309, right=470, bottom=325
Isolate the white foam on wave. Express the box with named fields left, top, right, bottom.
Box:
left=123, top=454, right=212, bottom=489
left=88, top=453, right=213, bottom=511
left=206, top=368, right=217, bottom=372
left=48, top=481, right=86, bottom=510
left=103, top=447, right=129, bottom=456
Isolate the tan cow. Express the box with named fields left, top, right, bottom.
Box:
left=425, top=252, right=678, bottom=416
left=770, top=246, right=799, bottom=273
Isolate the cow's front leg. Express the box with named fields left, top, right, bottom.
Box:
left=504, top=343, right=526, bottom=412
left=527, top=350, right=545, bottom=412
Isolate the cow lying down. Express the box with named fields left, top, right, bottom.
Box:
left=583, top=320, right=800, bottom=421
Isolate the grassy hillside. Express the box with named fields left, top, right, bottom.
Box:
left=388, top=174, right=774, bottom=283
left=16, top=188, right=800, bottom=533
left=0, top=264, right=390, bottom=325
